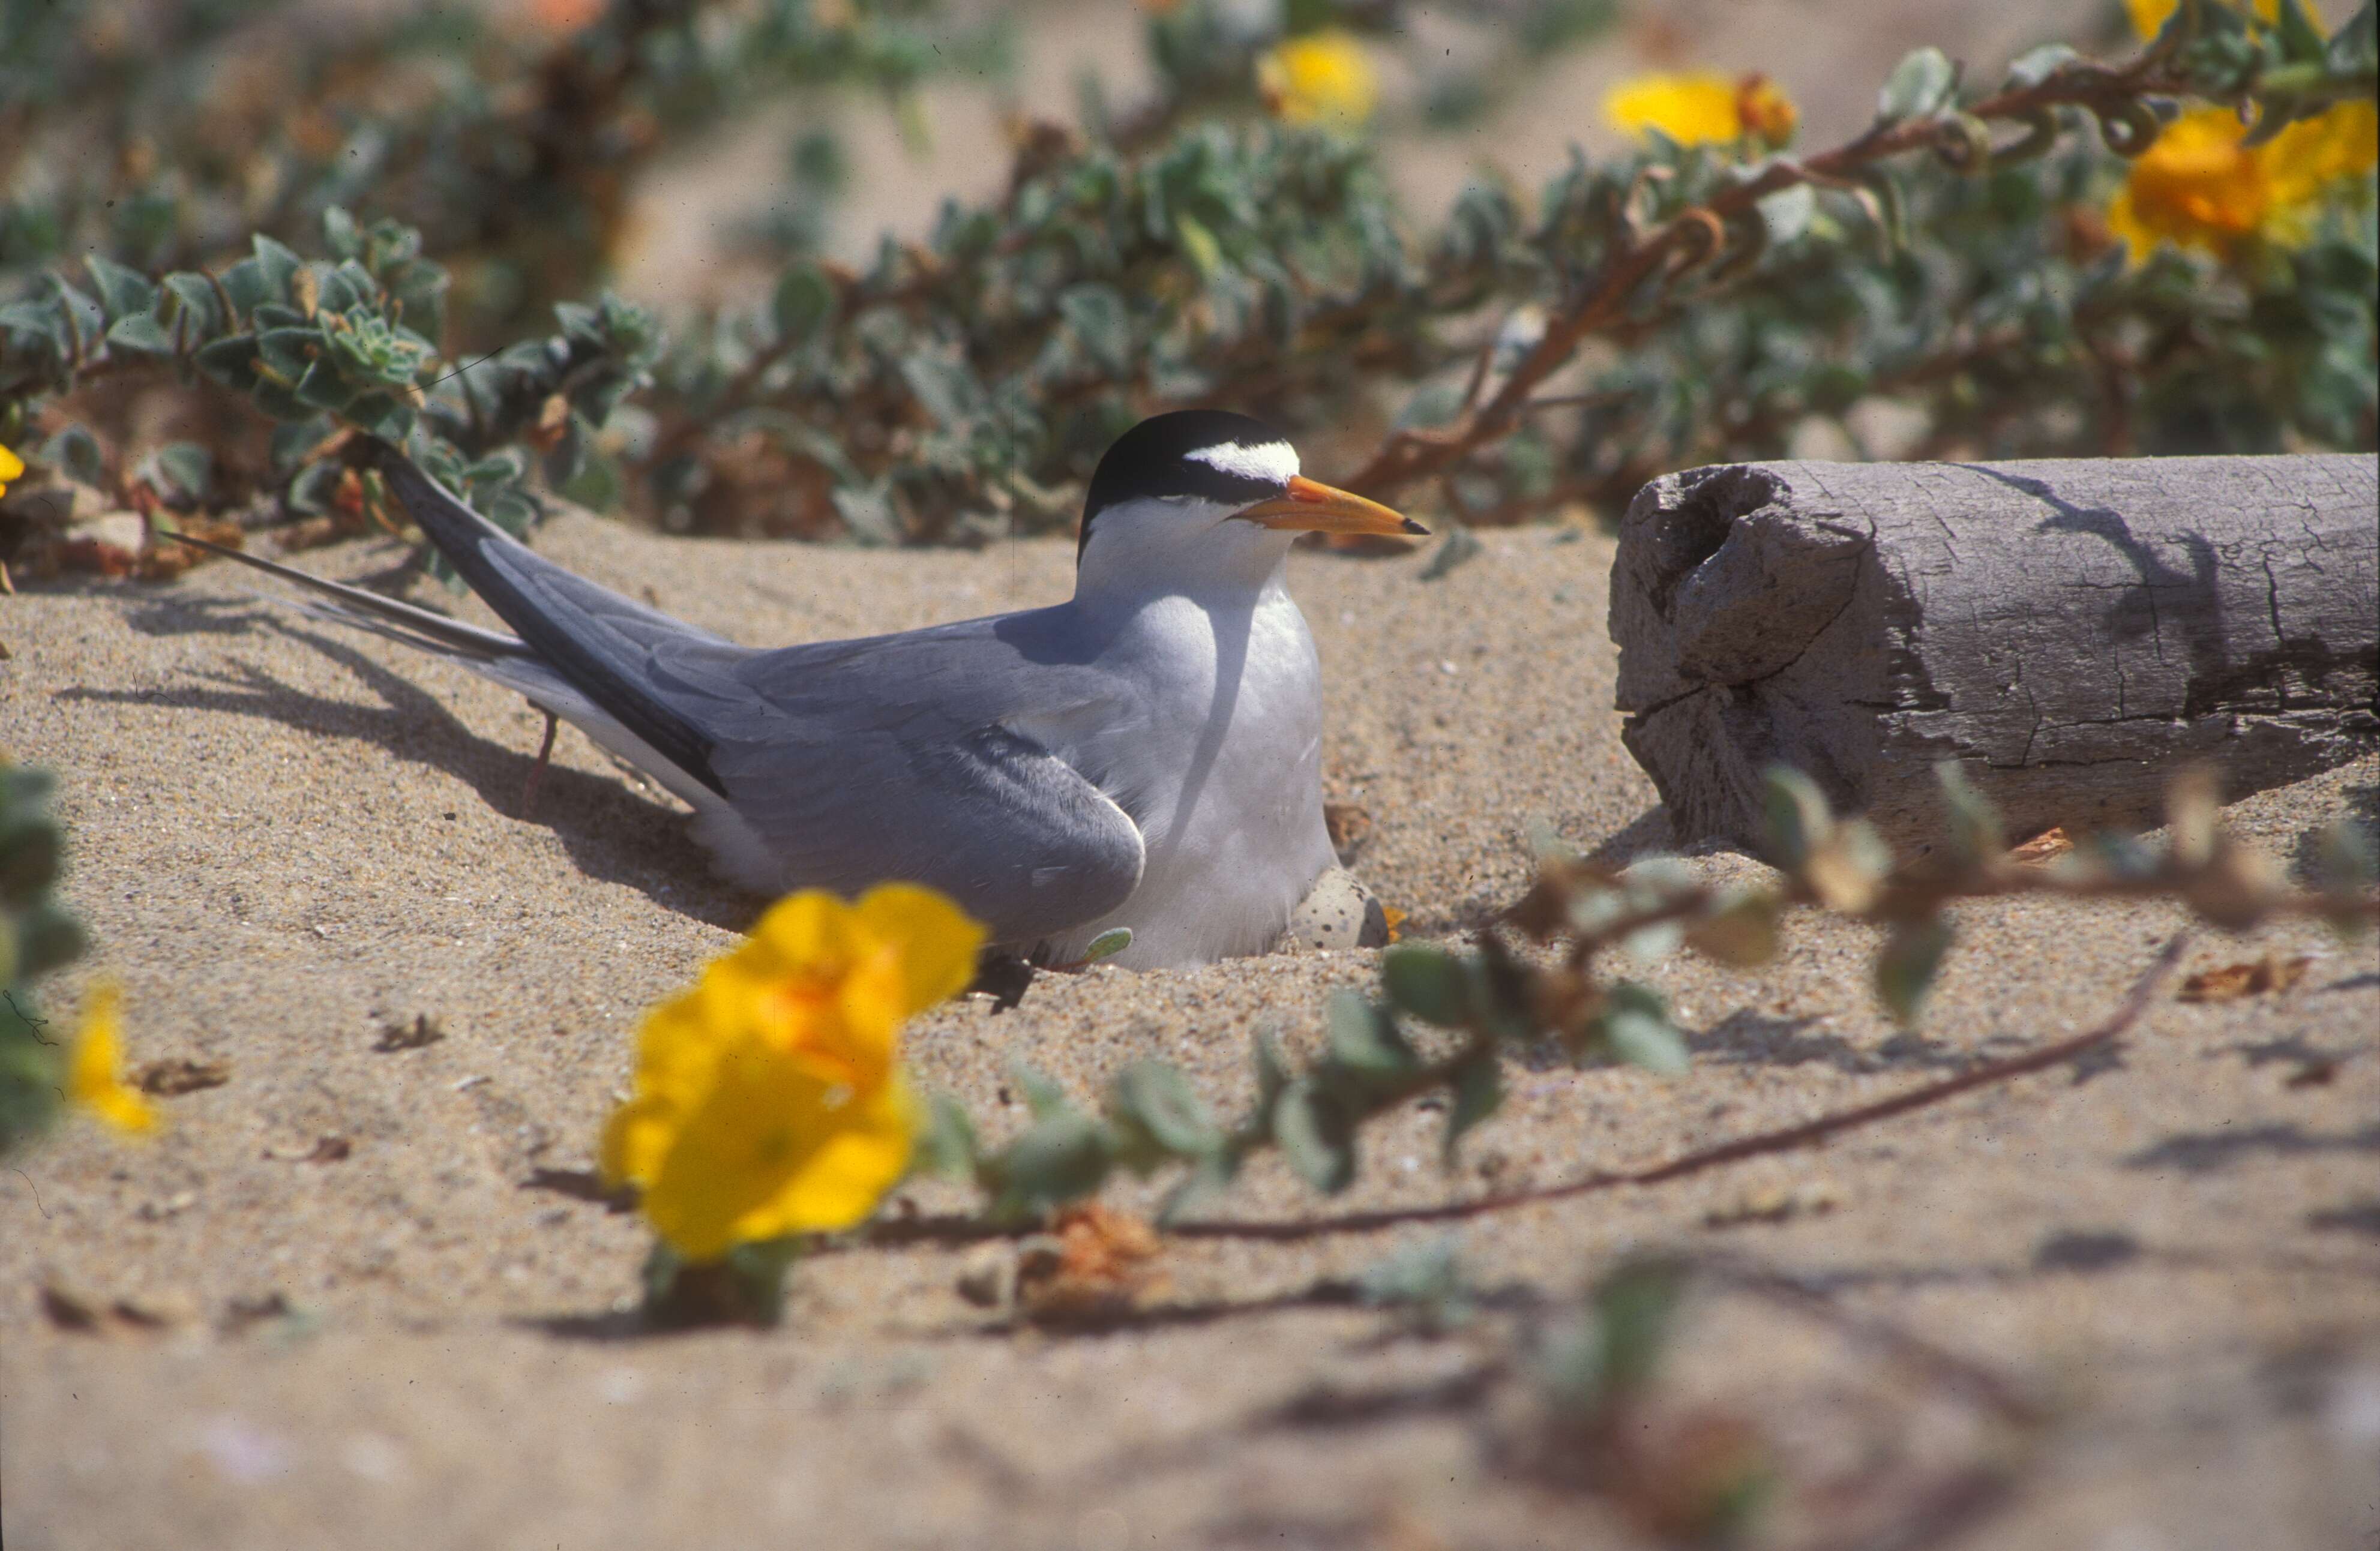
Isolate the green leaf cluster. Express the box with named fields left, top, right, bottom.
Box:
left=5, top=8, right=2372, bottom=548
left=922, top=865, right=1725, bottom=1227
left=1753, top=760, right=2380, bottom=1030
left=3, top=209, right=664, bottom=563
left=645, top=120, right=1428, bottom=539
left=582, top=5, right=2377, bottom=536
left=1, top=0, right=1003, bottom=343
left=916, top=754, right=2376, bottom=1231
left=0, top=766, right=88, bottom=1158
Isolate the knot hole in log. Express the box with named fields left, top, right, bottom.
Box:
left=1615, top=464, right=1873, bottom=707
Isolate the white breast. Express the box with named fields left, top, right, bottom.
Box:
left=1029, top=579, right=1336, bottom=969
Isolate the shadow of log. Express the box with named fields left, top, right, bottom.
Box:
left=2124, top=1123, right=2380, bottom=1174
left=2303, top=1201, right=2380, bottom=1239
left=1690, top=1010, right=2010, bottom=1075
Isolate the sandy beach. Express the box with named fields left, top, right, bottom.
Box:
left=3, top=517, right=2375, bottom=1549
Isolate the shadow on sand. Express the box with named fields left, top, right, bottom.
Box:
left=58, top=589, right=760, bottom=933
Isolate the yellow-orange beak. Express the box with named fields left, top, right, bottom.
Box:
left=1235, top=475, right=1426, bottom=538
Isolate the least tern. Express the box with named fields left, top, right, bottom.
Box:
left=182, top=412, right=1422, bottom=969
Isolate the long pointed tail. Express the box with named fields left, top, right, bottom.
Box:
left=365, top=442, right=727, bottom=796
left=160, top=531, right=531, bottom=662
left=164, top=527, right=735, bottom=818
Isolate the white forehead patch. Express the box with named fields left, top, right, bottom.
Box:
left=1186, top=439, right=1297, bottom=487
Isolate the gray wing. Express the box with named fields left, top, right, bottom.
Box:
left=648, top=614, right=1147, bottom=948
left=380, top=445, right=1141, bottom=943
left=377, top=449, right=736, bottom=793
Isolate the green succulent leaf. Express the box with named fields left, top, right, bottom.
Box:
left=1381, top=943, right=1472, bottom=1026
left=2004, top=42, right=2082, bottom=88
left=0, top=821, right=61, bottom=908
left=1355, top=1237, right=1474, bottom=1330
left=16, top=902, right=86, bottom=981
left=1591, top=1259, right=1687, bottom=1400
left=1599, top=983, right=1690, bottom=1076
left=2273, top=0, right=2330, bottom=64
left=322, top=205, right=361, bottom=260
left=1934, top=760, right=2006, bottom=864
left=1762, top=766, right=1835, bottom=869
left=287, top=460, right=347, bottom=515
left=84, top=254, right=157, bottom=320
left=1273, top=1081, right=1357, bottom=1193
left=40, top=424, right=106, bottom=487
left=1324, top=991, right=1419, bottom=1079
left=1878, top=46, right=1958, bottom=122
left=919, top=1091, right=981, bottom=1180
left=149, top=442, right=211, bottom=503
left=1755, top=181, right=1817, bottom=246
left=251, top=234, right=303, bottom=298
left=771, top=265, right=836, bottom=344
left=1010, top=1058, right=1071, bottom=1121
left=1443, top=1052, right=1504, bottom=1166
left=1107, top=1060, right=1220, bottom=1161
left=1876, top=917, right=1955, bottom=1026
left=990, top=1109, right=1116, bottom=1220
left=104, top=313, right=175, bottom=355
left=1058, top=284, right=1134, bottom=377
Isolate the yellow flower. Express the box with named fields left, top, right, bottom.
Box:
left=1605, top=72, right=1799, bottom=151
left=2126, top=0, right=2291, bottom=38
left=0, top=443, right=24, bottom=502
left=601, top=885, right=984, bottom=1263
left=2262, top=98, right=2380, bottom=218
left=68, top=986, right=158, bottom=1136
left=1258, top=31, right=1379, bottom=129
left=2107, top=100, right=2378, bottom=263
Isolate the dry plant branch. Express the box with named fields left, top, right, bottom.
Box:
left=1338, top=49, right=2204, bottom=500
left=1171, top=933, right=2188, bottom=1243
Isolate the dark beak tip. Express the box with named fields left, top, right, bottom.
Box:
left=1401, top=517, right=1431, bottom=536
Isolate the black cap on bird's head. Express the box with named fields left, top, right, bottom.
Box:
left=1077, top=409, right=1425, bottom=564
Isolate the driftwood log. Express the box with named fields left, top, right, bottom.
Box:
left=1609, top=454, right=2379, bottom=854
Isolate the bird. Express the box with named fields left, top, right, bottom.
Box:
left=176, top=411, right=1423, bottom=970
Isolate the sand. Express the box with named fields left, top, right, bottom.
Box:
left=2, top=518, right=2376, bottom=1550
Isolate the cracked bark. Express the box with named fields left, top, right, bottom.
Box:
left=1608, top=455, right=2379, bottom=854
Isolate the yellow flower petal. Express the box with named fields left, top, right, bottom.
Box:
left=602, top=884, right=980, bottom=1260
left=826, top=951, right=907, bottom=1069
left=1605, top=72, right=1743, bottom=147
left=67, top=986, right=158, bottom=1137
left=0, top=442, right=22, bottom=501
left=2109, top=97, right=2375, bottom=265
left=637, top=1039, right=914, bottom=1261
left=600, top=1090, right=684, bottom=1190
left=2111, top=106, right=2265, bottom=260
left=729, top=1078, right=919, bottom=1246
left=747, top=889, right=861, bottom=979
left=2259, top=98, right=2379, bottom=213
left=854, top=883, right=988, bottom=1016
left=2105, top=186, right=2159, bottom=265
left=629, top=988, right=732, bottom=1100
left=1258, top=31, right=1379, bottom=128
left=2129, top=0, right=2295, bottom=38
